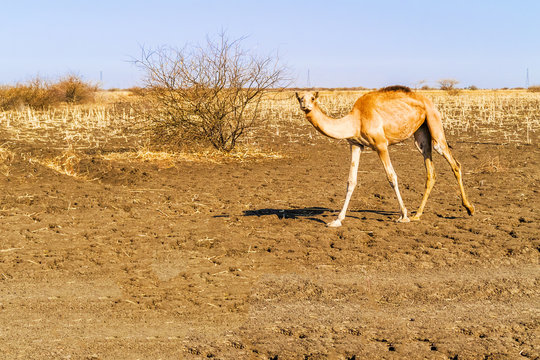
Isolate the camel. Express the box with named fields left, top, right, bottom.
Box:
left=295, top=86, right=475, bottom=227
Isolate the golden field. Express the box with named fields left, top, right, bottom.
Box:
left=1, top=89, right=539, bottom=150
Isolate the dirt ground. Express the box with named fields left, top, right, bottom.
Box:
left=0, top=123, right=538, bottom=359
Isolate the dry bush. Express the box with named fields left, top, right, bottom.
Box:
left=0, top=74, right=98, bottom=110
left=0, top=77, right=56, bottom=110
left=438, top=79, right=461, bottom=95
left=134, top=31, right=288, bottom=152
left=438, top=79, right=459, bottom=90
left=50, top=74, right=98, bottom=104
left=528, top=86, right=540, bottom=93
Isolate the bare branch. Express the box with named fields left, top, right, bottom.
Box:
left=134, top=32, right=288, bottom=151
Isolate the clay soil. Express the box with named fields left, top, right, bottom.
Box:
left=0, top=123, right=538, bottom=359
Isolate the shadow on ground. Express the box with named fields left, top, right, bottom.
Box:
left=242, top=207, right=400, bottom=223
left=243, top=207, right=331, bottom=222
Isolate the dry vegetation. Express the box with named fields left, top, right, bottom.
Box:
left=134, top=32, right=288, bottom=152
left=1, top=89, right=539, bottom=176
left=0, top=75, right=98, bottom=110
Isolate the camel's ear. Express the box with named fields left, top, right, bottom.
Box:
left=314, top=91, right=319, bottom=99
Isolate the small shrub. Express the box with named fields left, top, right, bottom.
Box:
left=438, top=79, right=461, bottom=95
left=0, top=77, right=56, bottom=110
left=438, top=79, right=459, bottom=91
left=50, top=74, right=98, bottom=103
left=0, top=74, right=98, bottom=110
left=528, top=85, right=540, bottom=93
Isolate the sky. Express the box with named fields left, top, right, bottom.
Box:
left=1, top=0, right=539, bottom=89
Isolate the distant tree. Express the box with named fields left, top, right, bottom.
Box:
left=467, top=85, right=478, bottom=90
left=51, top=74, right=98, bottom=103
left=438, top=79, right=460, bottom=95
left=438, top=79, right=459, bottom=90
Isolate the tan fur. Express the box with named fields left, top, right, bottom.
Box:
left=295, top=87, right=475, bottom=226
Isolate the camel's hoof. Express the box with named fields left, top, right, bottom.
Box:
left=327, top=219, right=342, bottom=227
left=396, top=216, right=410, bottom=223
left=410, top=214, right=422, bottom=222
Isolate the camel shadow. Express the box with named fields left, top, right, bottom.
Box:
left=243, top=207, right=331, bottom=224
left=242, top=207, right=398, bottom=224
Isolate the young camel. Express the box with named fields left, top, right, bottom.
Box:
left=295, top=86, right=475, bottom=227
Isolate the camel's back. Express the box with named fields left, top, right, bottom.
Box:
left=352, top=86, right=430, bottom=143
left=353, top=86, right=427, bottom=110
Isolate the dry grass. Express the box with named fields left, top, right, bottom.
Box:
left=30, top=151, right=85, bottom=178
left=0, top=101, right=141, bottom=150
left=18, top=146, right=285, bottom=179
left=477, top=156, right=506, bottom=173
left=427, top=90, right=540, bottom=144
left=0, top=89, right=538, bottom=181
left=3, top=145, right=285, bottom=180
left=0, top=146, right=15, bottom=176
left=101, top=146, right=285, bottom=164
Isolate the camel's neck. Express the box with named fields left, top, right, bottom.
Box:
left=305, top=104, right=357, bottom=139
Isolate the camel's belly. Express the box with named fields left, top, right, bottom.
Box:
left=383, top=113, right=425, bottom=144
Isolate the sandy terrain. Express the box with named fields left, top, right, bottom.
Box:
left=0, top=122, right=538, bottom=359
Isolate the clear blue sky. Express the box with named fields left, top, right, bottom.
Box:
left=1, top=0, right=538, bottom=89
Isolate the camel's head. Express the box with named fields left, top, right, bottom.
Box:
left=295, top=91, right=319, bottom=113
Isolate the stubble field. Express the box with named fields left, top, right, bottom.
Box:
left=0, top=90, right=539, bottom=359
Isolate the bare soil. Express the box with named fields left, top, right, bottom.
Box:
left=0, top=124, right=538, bottom=359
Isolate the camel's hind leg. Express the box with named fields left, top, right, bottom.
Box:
left=426, top=106, right=475, bottom=216
left=411, top=123, right=435, bottom=221
left=434, top=141, right=475, bottom=215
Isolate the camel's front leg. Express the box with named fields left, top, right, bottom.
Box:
left=327, top=144, right=362, bottom=227
left=376, top=145, right=410, bottom=223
